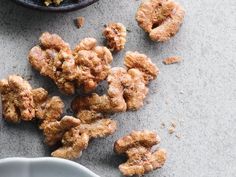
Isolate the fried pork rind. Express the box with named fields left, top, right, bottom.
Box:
left=73, top=38, right=113, bottom=92
left=0, top=75, right=35, bottom=123
left=72, top=51, right=158, bottom=113
left=114, top=130, right=167, bottom=176
left=28, top=32, right=77, bottom=95
left=103, top=22, right=127, bottom=52
left=136, top=0, right=185, bottom=42
left=51, top=110, right=117, bottom=159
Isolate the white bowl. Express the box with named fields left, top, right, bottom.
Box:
left=0, top=157, right=100, bottom=177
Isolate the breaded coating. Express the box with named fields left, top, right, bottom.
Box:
left=40, top=116, right=81, bottom=146
left=52, top=110, right=117, bottom=159
left=114, top=131, right=167, bottom=176
left=136, top=0, right=185, bottom=41
left=72, top=51, right=158, bottom=113
left=0, top=75, right=35, bottom=123
left=162, top=56, right=182, bottom=64
left=73, top=38, right=113, bottom=92
left=103, top=22, right=127, bottom=52
left=28, top=32, right=77, bottom=94
left=29, top=33, right=113, bottom=94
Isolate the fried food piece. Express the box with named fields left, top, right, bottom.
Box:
left=40, top=116, right=81, bottom=146
left=28, top=32, right=77, bottom=95
left=103, top=22, right=127, bottom=52
left=162, top=56, right=182, bottom=64
left=72, top=51, right=158, bottom=113
left=0, top=75, right=35, bottom=123
left=44, top=0, right=63, bottom=6
left=73, top=38, right=113, bottom=92
left=114, top=130, right=167, bottom=176
left=52, top=110, right=117, bottom=159
left=136, top=0, right=185, bottom=41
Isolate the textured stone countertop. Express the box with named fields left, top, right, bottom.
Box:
left=0, top=0, right=235, bottom=177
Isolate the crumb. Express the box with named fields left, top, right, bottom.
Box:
left=163, top=56, right=182, bottom=65
left=75, top=17, right=85, bottom=29
left=168, top=121, right=176, bottom=134
left=175, top=133, right=181, bottom=139
left=44, top=0, right=63, bottom=6
left=160, top=122, right=165, bottom=128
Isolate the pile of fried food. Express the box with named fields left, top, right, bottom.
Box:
left=0, top=0, right=185, bottom=176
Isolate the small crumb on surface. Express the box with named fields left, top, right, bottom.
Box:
left=175, top=133, right=181, bottom=139
left=168, top=121, right=176, bottom=134
left=160, top=122, right=165, bottom=128
left=75, top=17, right=85, bottom=29
left=163, top=56, right=182, bottom=65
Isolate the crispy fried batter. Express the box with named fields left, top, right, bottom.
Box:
left=51, top=110, right=117, bottom=159
left=103, top=22, right=127, bottom=52
left=72, top=51, right=158, bottom=113
left=114, top=130, right=166, bottom=176
left=73, top=38, right=113, bottom=92
left=136, top=0, right=185, bottom=41
left=0, top=75, right=35, bottom=123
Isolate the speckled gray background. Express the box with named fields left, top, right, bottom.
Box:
left=0, top=0, right=235, bottom=177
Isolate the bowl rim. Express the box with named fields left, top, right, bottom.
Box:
left=11, top=0, right=99, bottom=12
left=0, top=157, right=100, bottom=177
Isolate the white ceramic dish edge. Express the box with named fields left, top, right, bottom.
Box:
left=0, top=157, right=100, bottom=177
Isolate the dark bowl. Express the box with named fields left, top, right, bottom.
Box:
left=12, top=0, right=99, bottom=12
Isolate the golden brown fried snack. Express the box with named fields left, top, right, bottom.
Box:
left=0, top=75, right=35, bottom=123
left=72, top=51, right=158, bottom=113
left=28, top=32, right=77, bottom=95
left=103, top=22, right=127, bottom=52
left=114, top=130, right=167, bottom=176
left=73, top=38, right=113, bottom=92
left=136, top=0, right=185, bottom=42
left=51, top=110, right=117, bottom=159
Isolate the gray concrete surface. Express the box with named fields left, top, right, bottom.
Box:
left=0, top=0, right=235, bottom=176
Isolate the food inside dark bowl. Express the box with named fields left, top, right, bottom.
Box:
left=12, top=0, right=99, bottom=12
